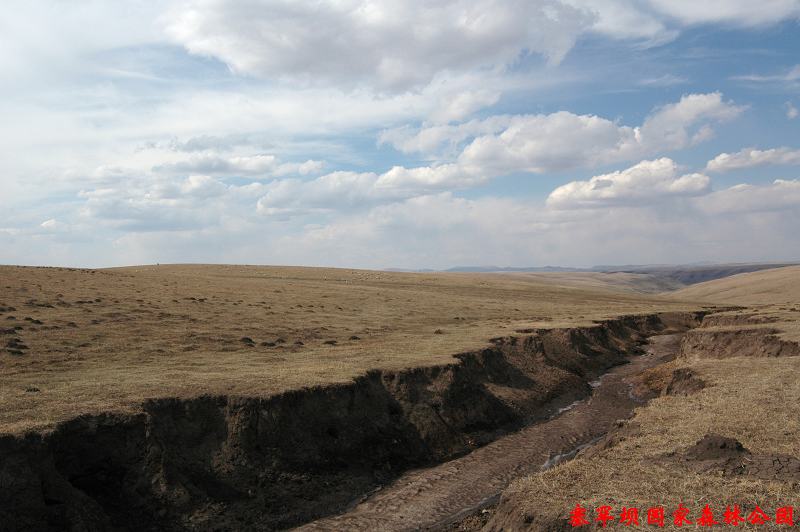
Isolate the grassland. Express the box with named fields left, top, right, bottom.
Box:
left=671, top=265, right=800, bottom=343
left=490, top=266, right=800, bottom=530
left=0, top=264, right=701, bottom=435
left=670, top=265, right=800, bottom=306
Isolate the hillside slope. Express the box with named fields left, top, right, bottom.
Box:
left=670, top=265, right=800, bottom=305
left=611, top=262, right=799, bottom=286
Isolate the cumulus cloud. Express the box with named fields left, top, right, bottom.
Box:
left=47, top=160, right=800, bottom=268
left=562, top=0, right=674, bottom=42
left=262, top=93, right=742, bottom=219
left=383, top=93, right=743, bottom=168
left=256, top=163, right=482, bottom=217
left=787, top=102, right=799, bottom=120
left=155, top=153, right=325, bottom=178
left=706, top=147, right=800, bottom=172
left=429, top=89, right=502, bottom=124
left=163, top=0, right=593, bottom=90
left=257, top=172, right=396, bottom=217
left=6, top=1, right=800, bottom=268
left=455, top=93, right=742, bottom=174
left=546, top=158, right=710, bottom=209
left=379, top=115, right=512, bottom=157
left=78, top=174, right=265, bottom=231
left=268, top=179, right=800, bottom=269
left=163, top=1, right=800, bottom=92
left=384, top=93, right=744, bottom=167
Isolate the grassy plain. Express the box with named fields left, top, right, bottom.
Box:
left=0, top=264, right=700, bottom=435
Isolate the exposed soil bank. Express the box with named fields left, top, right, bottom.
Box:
left=0, top=312, right=703, bottom=532
left=484, top=316, right=800, bottom=532
left=679, top=313, right=800, bottom=359
left=298, top=331, right=692, bottom=531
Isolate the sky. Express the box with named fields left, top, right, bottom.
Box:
left=1, top=0, right=799, bottom=269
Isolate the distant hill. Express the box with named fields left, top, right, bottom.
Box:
left=444, top=266, right=583, bottom=273
left=603, top=263, right=799, bottom=286
left=388, top=262, right=799, bottom=289
left=669, top=265, right=800, bottom=305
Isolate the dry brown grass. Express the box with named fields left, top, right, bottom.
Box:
left=670, top=265, right=800, bottom=343
left=500, top=356, right=800, bottom=530
left=0, top=264, right=698, bottom=435
left=670, top=265, right=800, bottom=306
left=498, top=266, right=800, bottom=530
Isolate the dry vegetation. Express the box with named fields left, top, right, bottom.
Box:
left=491, top=266, right=800, bottom=530
left=671, top=265, right=800, bottom=343
left=0, top=264, right=700, bottom=435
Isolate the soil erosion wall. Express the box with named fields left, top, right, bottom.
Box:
left=0, top=312, right=704, bottom=531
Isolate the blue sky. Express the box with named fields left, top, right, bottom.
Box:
left=1, top=0, right=799, bottom=269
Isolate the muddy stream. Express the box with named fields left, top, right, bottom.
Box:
left=295, top=333, right=684, bottom=531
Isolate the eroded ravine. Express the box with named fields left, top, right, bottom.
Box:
left=0, top=313, right=703, bottom=532
left=296, top=333, right=686, bottom=531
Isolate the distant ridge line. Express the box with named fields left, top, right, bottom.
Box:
left=385, top=262, right=800, bottom=286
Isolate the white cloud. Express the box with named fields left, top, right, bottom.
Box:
left=78, top=174, right=266, bottom=232
left=267, top=93, right=744, bottom=218
left=162, top=1, right=800, bottom=93
left=732, top=64, right=800, bottom=83
left=562, top=0, right=675, bottom=42
left=456, top=111, right=641, bottom=174
left=637, top=92, right=744, bottom=147
left=546, top=158, right=710, bottom=209
left=4, top=2, right=800, bottom=269
left=698, top=179, right=800, bottom=214
left=638, top=74, right=689, bottom=87
left=456, top=93, right=742, bottom=174
left=265, top=180, right=800, bottom=269
left=256, top=172, right=393, bottom=217
left=163, top=0, right=593, bottom=91
left=155, top=153, right=325, bottom=178
left=25, top=158, right=800, bottom=269
left=384, top=93, right=743, bottom=168
left=256, top=163, right=482, bottom=217
left=39, top=219, right=67, bottom=232
left=647, top=0, right=800, bottom=26
left=378, top=115, right=513, bottom=157
left=429, top=89, right=502, bottom=124
left=787, top=102, right=799, bottom=120
left=0, top=1, right=164, bottom=90
left=706, top=147, right=800, bottom=172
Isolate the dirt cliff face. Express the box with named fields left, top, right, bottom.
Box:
left=0, top=312, right=703, bottom=531
left=679, top=313, right=800, bottom=359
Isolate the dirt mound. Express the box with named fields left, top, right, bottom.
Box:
left=683, top=434, right=748, bottom=462
left=628, top=335, right=705, bottom=399
left=662, top=368, right=706, bottom=396
left=674, top=434, right=800, bottom=482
